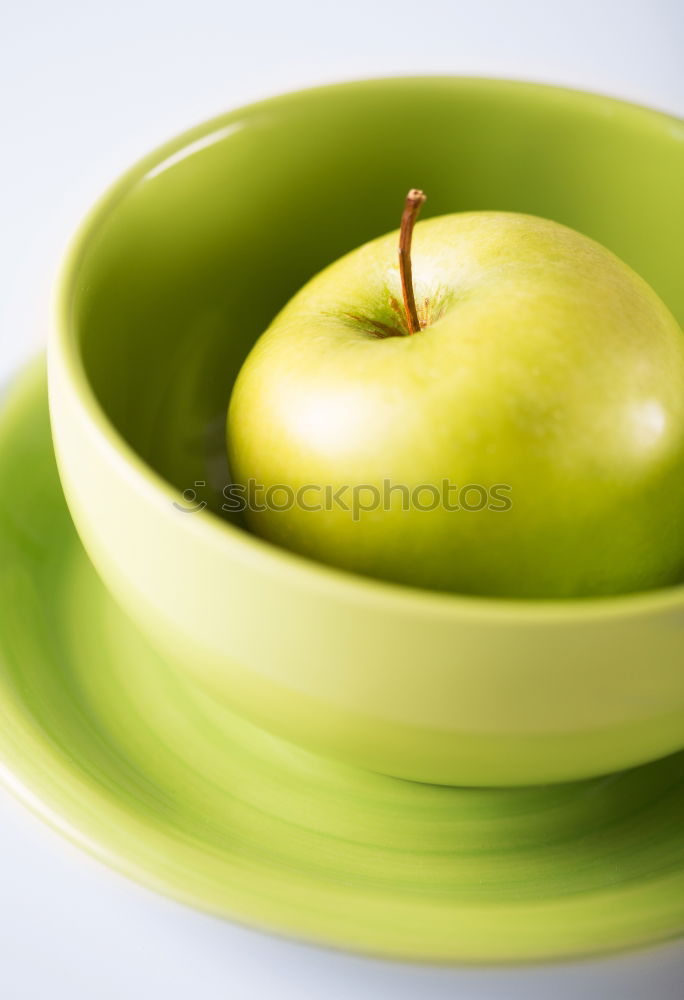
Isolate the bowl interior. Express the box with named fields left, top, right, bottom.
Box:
left=68, top=78, right=684, bottom=535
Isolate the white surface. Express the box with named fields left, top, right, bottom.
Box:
left=1, top=1, right=683, bottom=996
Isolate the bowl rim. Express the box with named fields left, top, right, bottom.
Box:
left=52, top=75, right=684, bottom=625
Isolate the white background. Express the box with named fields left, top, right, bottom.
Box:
left=1, top=1, right=683, bottom=997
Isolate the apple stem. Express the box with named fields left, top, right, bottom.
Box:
left=398, top=188, right=426, bottom=334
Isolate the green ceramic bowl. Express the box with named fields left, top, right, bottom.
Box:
left=49, top=78, right=684, bottom=787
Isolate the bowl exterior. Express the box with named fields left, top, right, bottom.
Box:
left=49, top=346, right=684, bottom=785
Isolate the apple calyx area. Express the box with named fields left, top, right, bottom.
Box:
left=398, top=188, right=426, bottom=334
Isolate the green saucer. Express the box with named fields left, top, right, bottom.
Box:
left=2, top=361, right=684, bottom=963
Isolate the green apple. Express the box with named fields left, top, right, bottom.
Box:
left=227, top=195, right=684, bottom=598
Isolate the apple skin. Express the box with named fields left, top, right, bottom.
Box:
left=227, top=211, right=684, bottom=599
